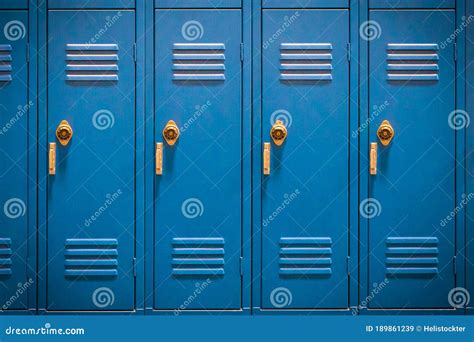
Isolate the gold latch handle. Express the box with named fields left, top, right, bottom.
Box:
left=49, top=142, right=56, bottom=175
left=370, top=142, right=377, bottom=175
left=263, top=142, right=271, bottom=175
left=156, top=142, right=163, bottom=175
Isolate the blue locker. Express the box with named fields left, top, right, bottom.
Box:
left=261, top=10, right=350, bottom=309
left=45, top=10, right=136, bottom=311
left=0, top=10, right=30, bottom=311
left=466, top=0, right=474, bottom=313
left=153, top=9, right=243, bottom=311
left=367, top=10, right=456, bottom=309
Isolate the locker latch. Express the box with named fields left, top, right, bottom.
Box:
left=55, top=120, right=73, bottom=146
left=270, top=120, right=288, bottom=146
left=162, top=120, right=180, bottom=146
left=377, top=120, right=394, bottom=146
left=370, top=120, right=395, bottom=176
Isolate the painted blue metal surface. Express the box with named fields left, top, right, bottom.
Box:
left=262, top=0, right=348, bottom=7
left=466, top=0, right=474, bottom=314
left=153, top=9, right=242, bottom=310
left=261, top=9, right=350, bottom=309
left=0, top=0, right=28, bottom=9
left=45, top=10, right=136, bottom=311
left=0, top=0, right=470, bottom=315
left=0, top=10, right=30, bottom=311
left=155, top=0, right=241, bottom=8
left=369, top=0, right=455, bottom=8
left=368, top=10, right=456, bottom=309
left=48, top=0, right=135, bottom=8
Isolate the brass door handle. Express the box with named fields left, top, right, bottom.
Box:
left=370, top=142, right=377, bottom=175
left=263, top=143, right=271, bottom=175
left=49, top=142, right=56, bottom=175
left=156, top=142, right=163, bottom=175
left=163, top=120, right=180, bottom=146
left=56, top=120, right=73, bottom=146
left=270, top=120, right=287, bottom=146
left=377, top=120, right=394, bottom=146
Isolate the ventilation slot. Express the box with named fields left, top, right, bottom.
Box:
left=279, top=237, right=332, bottom=275
left=64, top=239, right=118, bottom=277
left=0, top=45, right=12, bottom=83
left=386, top=44, right=439, bottom=82
left=66, top=44, right=119, bottom=82
left=385, top=237, right=439, bottom=276
left=0, top=238, right=12, bottom=276
left=172, top=237, right=225, bottom=276
left=280, top=43, right=333, bottom=82
left=172, top=43, right=225, bottom=81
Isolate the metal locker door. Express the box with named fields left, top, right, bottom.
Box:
left=261, top=10, right=350, bottom=309
left=154, top=10, right=242, bottom=310
left=467, top=0, right=474, bottom=313
left=0, top=11, right=30, bottom=310
left=46, top=11, right=136, bottom=311
left=367, top=10, right=456, bottom=309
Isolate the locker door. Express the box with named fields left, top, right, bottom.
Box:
left=261, top=10, right=349, bottom=309
left=467, top=0, right=474, bottom=310
left=46, top=11, right=136, bottom=311
left=368, top=11, right=456, bottom=309
left=0, top=11, right=29, bottom=310
left=154, top=10, right=242, bottom=310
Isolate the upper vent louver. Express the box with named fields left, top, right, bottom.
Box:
left=0, top=238, right=12, bottom=276
left=385, top=237, right=439, bottom=276
left=66, top=44, right=119, bottom=82
left=279, top=237, right=333, bottom=275
left=64, top=238, right=118, bottom=277
left=0, top=45, right=12, bottom=83
left=172, top=43, right=226, bottom=81
left=386, top=43, right=439, bottom=82
left=172, top=237, right=225, bottom=276
left=280, top=43, right=333, bottom=82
